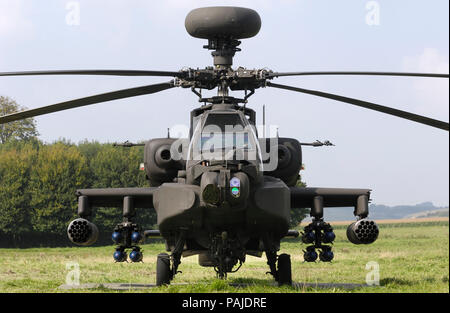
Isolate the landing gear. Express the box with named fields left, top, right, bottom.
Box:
left=155, top=230, right=186, bottom=286
left=156, top=253, right=171, bottom=286
left=277, top=253, right=292, bottom=286
left=263, top=234, right=292, bottom=286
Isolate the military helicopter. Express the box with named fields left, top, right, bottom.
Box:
left=0, top=7, right=448, bottom=286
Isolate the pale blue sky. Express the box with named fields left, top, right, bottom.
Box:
left=0, top=0, right=448, bottom=206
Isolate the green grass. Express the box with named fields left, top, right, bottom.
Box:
left=0, top=221, right=448, bottom=293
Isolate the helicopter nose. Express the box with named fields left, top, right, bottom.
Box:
left=200, top=171, right=249, bottom=206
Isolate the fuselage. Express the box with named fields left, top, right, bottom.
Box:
left=153, top=104, right=291, bottom=260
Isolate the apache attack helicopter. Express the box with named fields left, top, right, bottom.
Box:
left=0, top=7, right=448, bottom=286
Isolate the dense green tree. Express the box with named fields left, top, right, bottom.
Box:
left=0, top=139, right=159, bottom=243
left=89, top=145, right=156, bottom=231
left=0, top=96, right=39, bottom=144
left=0, top=141, right=37, bottom=235
left=90, top=145, right=147, bottom=188
left=76, top=140, right=103, bottom=187
left=29, top=142, right=89, bottom=234
left=289, top=176, right=310, bottom=227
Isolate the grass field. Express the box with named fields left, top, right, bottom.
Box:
left=0, top=219, right=448, bottom=293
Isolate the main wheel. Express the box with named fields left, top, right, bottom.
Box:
left=277, top=253, right=292, bottom=286
left=156, top=253, right=171, bottom=286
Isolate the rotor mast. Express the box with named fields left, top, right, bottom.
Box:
left=204, top=38, right=238, bottom=98
left=203, top=38, right=241, bottom=68
left=204, top=38, right=240, bottom=98
left=185, top=7, right=262, bottom=103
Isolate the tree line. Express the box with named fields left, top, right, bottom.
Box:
left=0, top=139, right=156, bottom=247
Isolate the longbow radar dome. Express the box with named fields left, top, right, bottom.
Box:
left=185, top=7, right=261, bottom=40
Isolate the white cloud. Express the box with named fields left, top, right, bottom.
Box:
left=402, top=48, right=449, bottom=118
left=403, top=48, right=449, bottom=73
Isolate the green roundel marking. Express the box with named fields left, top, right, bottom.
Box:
left=231, top=187, right=240, bottom=197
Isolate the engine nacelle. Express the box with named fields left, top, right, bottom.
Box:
left=259, top=137, right=302, bottom=186
left=144, top=138, right=186, bottom=186
left=67, top=218, right=99, bottom=246
left=346, top=219, right=379, bottom=244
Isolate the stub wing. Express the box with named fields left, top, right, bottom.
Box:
left=76, top=187, right=158, bottom=209
left=289, top=187, right=371, bottom=218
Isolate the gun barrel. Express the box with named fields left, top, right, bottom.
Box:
left=144, top=230, right=162, bottom=238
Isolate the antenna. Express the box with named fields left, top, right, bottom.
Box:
left=263, top=104, right=266, bottom=138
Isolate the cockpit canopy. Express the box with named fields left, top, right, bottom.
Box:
left=187, top=110, right=262, bottom=169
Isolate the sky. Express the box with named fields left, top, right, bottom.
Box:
left=0, top=0, right=448, bottom=207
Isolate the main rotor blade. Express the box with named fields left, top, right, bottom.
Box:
left=0, top=81, right=174, bottom=124
left=0, top=69, right=184, bottom=78
left=268, top=71, right=449, bottom=79
left=267, top=82, right=449, bottom=131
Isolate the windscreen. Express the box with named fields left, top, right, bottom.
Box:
left=188, top=112, right=262, bottom=167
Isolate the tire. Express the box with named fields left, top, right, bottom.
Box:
left=277, top=253, right=292, bottom=286
left=156, top=253, right=171, bottom=286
